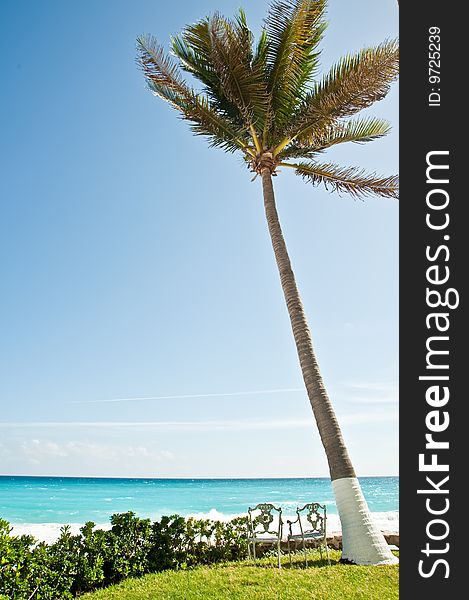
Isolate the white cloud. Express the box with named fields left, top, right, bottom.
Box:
left=347, top=382, right=397, bottom=392
left=340, top=411, right=397, bottom=425
left=17, top=439, right=175, bottom=464
left=342, top=381, right=398, bottom=405
left=1, top=419, right=310, bottom=430
left=20, top=440, right=68, bottom=463
left=0, top=412, right=396, bottom=432
left=0, top=442, right=12, bottom=457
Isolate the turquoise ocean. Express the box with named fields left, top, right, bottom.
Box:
left=0, top=476, right=398, bottom=543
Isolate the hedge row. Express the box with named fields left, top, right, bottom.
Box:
left=0, top=512, right=249, bottom=599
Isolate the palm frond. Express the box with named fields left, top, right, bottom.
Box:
left=265, top=0, right=327, bottom=131
left=277, top=145, right=321, bottom=161
left=207, top=12, right=269, bottom=124
left=300, top=116, right=391, bottom=149
left=170, top=21, right=216, bottom=88
left=137, top=35, right=251, bottom=154
left=137, top=35, right=189, bottom=109
left=284, top=39, right=398, bottom=147
left=171, top=11, right=270, bottom=137
left=253, top=28, right=269, bottom=71
left=278, top=118, right=390, bottom=160
left=171, top=19, right=242, bottom=122
left=286, top=160, right=399, bottom=198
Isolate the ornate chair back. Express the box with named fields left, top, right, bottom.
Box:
left=247, top=503, right=283, bottom=539
left=297, top=502, right=327, bottom=537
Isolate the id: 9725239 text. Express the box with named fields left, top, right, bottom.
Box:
left=428, top=26, right=441, bottom=107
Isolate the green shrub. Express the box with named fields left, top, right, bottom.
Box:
left=147, top=514, right=187, bottom=572
left=0, top=513, right=249, bottom=598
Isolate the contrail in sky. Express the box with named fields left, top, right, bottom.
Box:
left=69, top=388, right=304, bottom=404
left=0, top=412, right=397, bottom=429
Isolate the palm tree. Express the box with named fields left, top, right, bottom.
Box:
left=137, top=0, right=398, bottom=565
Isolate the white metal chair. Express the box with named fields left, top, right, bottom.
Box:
left=287, top=502, right=330, bottom=566
left=247, top=503, right=283, bottom=569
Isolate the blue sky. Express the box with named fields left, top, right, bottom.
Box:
left=0, top=0, right=398, bottom=478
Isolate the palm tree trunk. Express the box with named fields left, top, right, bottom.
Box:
left=260, top=164, right=397, bottom=565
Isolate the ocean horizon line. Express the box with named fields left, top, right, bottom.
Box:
left=0, top=473, right=399, bottom=480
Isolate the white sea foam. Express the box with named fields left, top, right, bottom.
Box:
left=324, top=511, right=399, bottom=535
left=10, top=510, right=398, bottom=544
left=186, top=508, right=241, bottom=522
left=10, top=523, right=111, bottom=545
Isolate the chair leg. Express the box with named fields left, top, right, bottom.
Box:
left=278, top=540, right=282, bottom=570
left=325, top=541, right=331, bottom=566
left=288, top=538, right=291, bottom=567
left=253, top=541, right=256, bottom=563
left=302, top=537, right=307, bottom=568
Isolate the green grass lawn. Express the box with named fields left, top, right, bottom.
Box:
left=82, top=550, right=399, bottom=599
